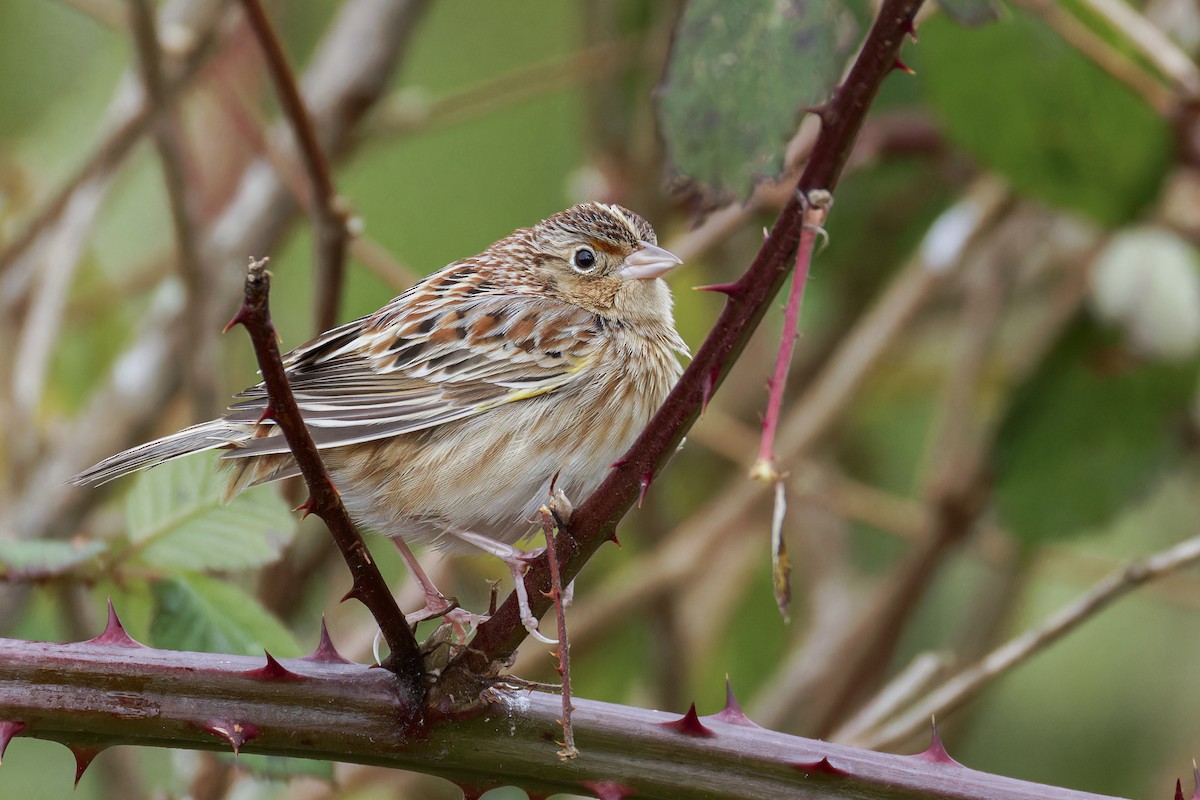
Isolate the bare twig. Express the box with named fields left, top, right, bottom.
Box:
left=831, top=651, right=953, bottom=744
left=1014, top=0, right=1175, bottom=115
left=752, top=190, right=831, bottom=480
left=14, top=0, right=427, bottom=541
left=1076, top=0, right=1200, bottom=97
left=129, top=0, right=218, bottom=418
left=857, top=535, right=1200, bottom=751
left=754, top=205, right=1101, bottom=735
left=371, top=34, right=651, bottom=140
left=805, top=226, right=1016, bottom=734
left=8, top=182, right=108, bottom=436
left=0, top=9, right=226, bottom=285
left=226, top=258, right=424, bottom=708
left=539, top=507, right=576, bottom=760
left=239, top=0, right=349, bottom=334
left=750, top=191, right=832, bottom=619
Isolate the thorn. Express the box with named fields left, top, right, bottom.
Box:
left=255, top=403, right=276, bottom=425
left=222, top=305, right=251, bottom=334
left=1192, top=759, right=1200, bottom=800
left=1175, top=778, right=1185, bottom=800
left=242, top=651, right=305, bottom=682
left=694, top=281, right=741, bottom=296
left=902, top=17, right=918, bottom=42
left=913, top=718, right=961, bottom=766
left=660, top=703, right=715, bottom=738
left=305, top=617, right=352, bottom=664
left=0, top=721, right=26, bottom=764
left=700, top=366, right=719, bottom=416
left=88, top=598, right=143, bottom=648
left=204, top=720, right=260, bottom=756
left=637, top=471, right=653, bottom=509
left=292, top=497, right=318, bottom=519
left=341, top=585, right=364, bottom=605
left=707, top=676, right=759, bottom=727
left=607, top=531, right=621, bottom=547
left=793, top=756, right=848, bottom=778
left=799, top=103, right=829, bottom=121
left=457, top=784, right=491, bottom=800
left=893, top=57, right=916, bottom=75
left=579, top=780, right=636, bottom=800
left=68, top=744, right=105, bottom=787
left=609, top=456, right=629, bottom=470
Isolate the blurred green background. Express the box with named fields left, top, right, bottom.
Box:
left=1, top=1, right=1199, bottom=798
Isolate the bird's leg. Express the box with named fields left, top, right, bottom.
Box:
left=388, top=537, right=463, bottom=625
left=446, top=528, right=556, bottom=645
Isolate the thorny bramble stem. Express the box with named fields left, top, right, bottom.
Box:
left=227, top=257, right=426, bottom=716
left=464, top=0, right=926, bottom=668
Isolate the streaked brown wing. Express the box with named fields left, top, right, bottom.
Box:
left=222, top=288, right=602, bottom=457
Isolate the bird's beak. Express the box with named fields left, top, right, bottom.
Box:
left=619, top=240, right=683, bottom=281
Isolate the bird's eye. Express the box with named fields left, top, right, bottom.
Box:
left=572, top=248, right=597, bottom=273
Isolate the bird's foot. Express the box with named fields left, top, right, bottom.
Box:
left=447, top=528, right=557, bottom=645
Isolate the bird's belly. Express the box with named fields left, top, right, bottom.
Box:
left=326, top=375, right=660, bottom=549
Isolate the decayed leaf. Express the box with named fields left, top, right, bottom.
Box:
left=771, top=480, right=791, bottom=622
left=658, top=0, right=856, bottom=202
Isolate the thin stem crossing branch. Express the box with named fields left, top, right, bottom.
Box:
left=226, top=258, right=425, bottom=710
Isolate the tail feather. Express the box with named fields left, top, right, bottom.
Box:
left=68, top=420, right=247, bottom=487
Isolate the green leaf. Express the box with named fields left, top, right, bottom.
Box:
left=150, top=573, right=301, bottom=656
left=918, top=10, right=1170, bottom=225
left=994, top=319, right=1197, bottom=544
left=936, top=0, right=1001, bottom=27
left=124, top=451, right=296, bottom=571
left=658, top=0, right=857, bottom=201
left=0, top=539, right=107, bottom=572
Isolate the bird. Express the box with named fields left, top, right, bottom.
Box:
left=71, top=202, right=688, bottom=642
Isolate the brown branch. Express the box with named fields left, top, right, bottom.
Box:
left=129, top=0, right=218, bottom=418
left=239, top=0, right=349, bottom=335
left=0, top=634, right=1127, bottom=800
left=462, top=0, right=928, bottom=668
left=226, top=258, right=424, bottom=710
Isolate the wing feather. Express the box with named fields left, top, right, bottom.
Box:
left=222, top=283, right=602, bottom=459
